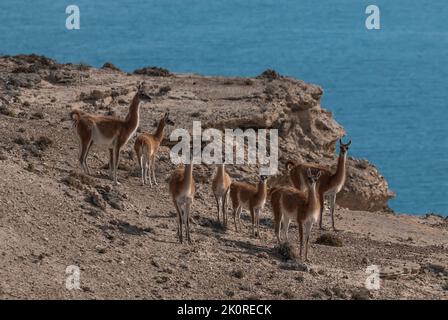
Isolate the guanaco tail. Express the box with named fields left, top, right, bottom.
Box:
left=229, top=175, right=268, bottom=237
left=134, top=112, right=174, bottom=186
left=169, top=160, right=196, bottom=244
left=271, top=168, right=322, bottom=261
left=287, top=139, right=351, bottom=231
left=70, top=83, right=149, bottom=185
left=211, top=164, right=232, bottom=225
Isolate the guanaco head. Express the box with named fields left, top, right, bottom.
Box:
left=339, top=138, right=351, bottom=155
left=306, top=168, right=322, bottom=188
left=259, top=175, right=269, bottom=183
left=163, top=112, right=175, bottom=126
left=137, top=82, right=152, bottom=102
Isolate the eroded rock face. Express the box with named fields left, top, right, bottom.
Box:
left=204, top=74, right=395, bottom=211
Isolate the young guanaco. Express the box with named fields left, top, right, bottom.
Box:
left=134, top=112, right=174, bottom=186
left=286, top=139, right=351, bottom=231
left=271, top=168, right=322, bottom=261
left=229, top=175, right=268, bottom=237
left=169, top=159, right=196, bottom=244
left=211, top=164, right=232, bottom=225
left=70, top=83, right=149, bottom=185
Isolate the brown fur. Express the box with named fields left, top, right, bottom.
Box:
left=70, top=83, right=148, bottom=185
left=229, top=176, right=268, bottom=237
left=134, top=113, right=173, bottom=186
left=211, top=164, right=232, bottom=225
left=169, top=164, right=196, bottom=244
left=271, top=168, right=322, bottom=261
left=287, top=139, right=351, bottom=230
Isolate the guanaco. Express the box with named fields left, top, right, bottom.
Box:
left=211, top=164, right=232, bottom=225
left=169, top=160, right=196, bottom=244
left=271, top=168, right=322, bottom=261
left=287, top=139, right=351, bottom=231
left=134, top=112, right=174, bottom=186
left=70, top=83, right=149, bottom=185
left=230, top=175, right=268, bottom=237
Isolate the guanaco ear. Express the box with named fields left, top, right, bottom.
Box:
left=316, top=170, right=322, bottom=179
left=346, top=140, right=352, bottom=147
left=307, top=168, right=312, bottom=178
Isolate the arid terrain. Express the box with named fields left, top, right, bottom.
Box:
left=0, top=55, right=447, bottom=300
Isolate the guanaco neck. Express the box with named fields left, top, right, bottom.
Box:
left=256, top=180, right=267, bottom=201
left=125, top=92, right=140, bottom=129
left=183, top=163, right=194, bottom=192
left=216, top=164, right=225, bottom=179
left=307, top=182, right=320, bottom=211
left=154, top=118, right=166, bottom=141
left=331, top=150, right=347, bottom=186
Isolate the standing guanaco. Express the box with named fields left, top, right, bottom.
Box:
left=287, top=139, right=351, bottom=231
left=271, top=168, right=322, bottom=261
left=211, top=164, right=232, bottom=225
left=229, top=175, right=268, bottom=237
left=134, top=113, right=174, bottom=186
left=169, top=157, right=196, bottom=244
left=70, top=83, right=148, bottom=185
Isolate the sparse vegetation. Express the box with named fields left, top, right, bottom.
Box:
left=276, top=242, right=298, bottom=261
left=0, top=105, right=16, bottom=117
left=315, top=233, right=343, bottom=247
left=231, top=269, right=245, bottom=279
left=62, top=171, right=96, bottom=190
left=34, top=136, right=53, bottom=151
left=158, top=85, right=171, bottom=95
left=133, top=66, right=172, bottom=77
left=257, top=69, right=282, bottom=80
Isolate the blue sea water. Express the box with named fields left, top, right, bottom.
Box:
left=0, top=0, right=447, bottom=215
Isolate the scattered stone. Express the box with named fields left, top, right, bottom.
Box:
left=425, top=263, right=446, bottom=275
left=151, top=259, right=161, bottom=268
left=279, top=261, right=308, bottom=272
left=96, top=185, right=125, bottom=210
left=309, top=268, right=319, bottom=277
left=30, top=112, right=45, bottom=120
left=362, top=256, right=370, bottom=265
left=311, top=290, right=326, bottom=299
left=442, top=282, right=448, bottom=291
left=225, top=290, right=235, bottom=297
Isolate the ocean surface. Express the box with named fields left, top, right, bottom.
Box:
left=0, top=0, right=447, bottom=215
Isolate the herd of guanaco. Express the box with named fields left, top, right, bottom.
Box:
left=70, top=83, right=351, bottom=260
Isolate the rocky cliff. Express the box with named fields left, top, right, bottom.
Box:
left=0, top=54, right=394, bottom=212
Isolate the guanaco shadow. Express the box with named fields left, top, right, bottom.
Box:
left=220, top=238, right=274, bottom=258
left=99, top=220, right=152, bottom=236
